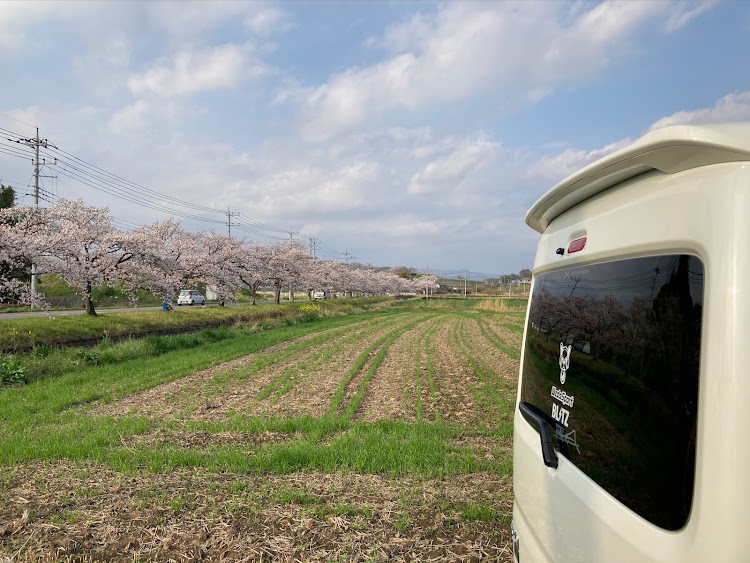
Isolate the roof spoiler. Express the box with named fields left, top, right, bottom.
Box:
left=526, top=123, right=750, bottom=233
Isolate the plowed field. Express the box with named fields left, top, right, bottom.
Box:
left=0, top=305, right=525, bottom=562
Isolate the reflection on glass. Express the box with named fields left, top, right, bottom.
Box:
left=520, top=255, right=703, bottom=530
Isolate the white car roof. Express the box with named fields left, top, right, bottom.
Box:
left=526, top=123, right=750, bottom=233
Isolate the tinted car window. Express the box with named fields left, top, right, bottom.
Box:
left=520, top=255, right=703, bottom=530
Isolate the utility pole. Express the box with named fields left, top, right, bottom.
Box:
left=226, top=207, right=238, bottom=237
left=20, top=128, right=56, bottom=299
left=288, top=230, right=295, bottom=302
left=309, top=236, right=316, bottom=258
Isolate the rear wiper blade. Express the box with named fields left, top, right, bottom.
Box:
left=519, top=401, right=558, bottom=469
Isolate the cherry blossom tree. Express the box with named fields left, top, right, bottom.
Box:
left=233, top=241, right=270, bottom=305
left=0, top=199, right=136, bottom=315
left=196, top=231, right=242, bottom=306
left=43, top=199, right=137, bottom=315
left=417, top=273, right=439, bottom=297
left=0, top=205, right=46, bottom=308
left=121, top=219, right=195, bottom=308
left=256, top=241, right=310, bottom=304
left=0, top=197, right=436, bottom=313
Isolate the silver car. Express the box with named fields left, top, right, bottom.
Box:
left=176, top=290, right=205, bottom=306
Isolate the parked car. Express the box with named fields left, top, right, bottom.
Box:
left=513, top=123, right=750, bottom=562
left=177, top=290, right=205, bottom=306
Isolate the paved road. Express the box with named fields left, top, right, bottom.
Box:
left=0, top=301, right=265, bottom=320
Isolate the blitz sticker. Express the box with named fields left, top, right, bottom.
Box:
left=558, top=342, right=571, bottom=384
left=551, top=402, right=570, bottom=427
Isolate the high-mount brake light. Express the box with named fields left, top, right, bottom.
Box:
left=568, top=237, right=587, bottom=254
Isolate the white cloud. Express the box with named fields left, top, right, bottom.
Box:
left=527, top=139, right=634, bottom=184
left=647, top=91, right=750, bottom=131
left=147, top=1, right=260, bottom=42
left=664, top=1, right=717, bottom=32
left=108, top=100, right=149, bottom=133
left=128, top=43, right=262, bottom=97
left=529, top=90, right=750, bottom=185
left=244, top=7, right=295, bottom=37
left=365, top=12, right=432, bottom=52
left=302, top=1, right=677, bottom=141
left=231, top=160, right=382, bottom=218
left=408, top=139, right=501, bottom=195
left=0, top=1, right=70, bottom=51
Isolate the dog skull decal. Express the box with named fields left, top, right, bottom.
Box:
left=559, top=342, right=572, bottom=384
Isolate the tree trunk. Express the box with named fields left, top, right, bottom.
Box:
left=84, top=281, right=97, bottom=316
left=274, top=281, right=281, bottom=304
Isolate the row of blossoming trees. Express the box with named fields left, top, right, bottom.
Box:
left=0, top=199, right=438, bottom=315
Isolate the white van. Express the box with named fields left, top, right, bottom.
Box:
left=512, top=123, right=750, bottom=562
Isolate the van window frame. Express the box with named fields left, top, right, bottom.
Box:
left=520, top=253, right=704, bottom=530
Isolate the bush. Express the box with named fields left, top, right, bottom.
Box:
left=0, top=354, right=27, bottom=385
left=298, top=304, right=321, bottom=323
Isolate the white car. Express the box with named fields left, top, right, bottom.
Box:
left=514, top=123, right=750, bottom=562
left=176, top=290, right=205, bottom=306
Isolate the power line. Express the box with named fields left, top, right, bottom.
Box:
left=0, top=114, right=36, bottom=129
left=54, top=165, right=227, bottom=224
left=3, top=127, right=359, bottom=263
left=41, top=146, right=302, bottom=240
left=45, top=149, right=224, bottom=215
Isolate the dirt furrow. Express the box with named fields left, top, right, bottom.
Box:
left=427, top=318, right=488, bottom=427
left=85, top=317, right=384, bottom=421
left=420, top=317, right=450, bottom=422
left=355, top=315, right=446, bottom=422
left=264, top=314, right=424, bottom=419
left=462, top=316, right=521, bottom=396
left=484, top=317, right=524, bottom=350
left=189, top=315, right=410, bottom=422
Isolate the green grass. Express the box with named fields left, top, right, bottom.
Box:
left=0, top=297, right=392, bottom=354
left=0, top=305, right=515, bottom=481
left=452, top=317, right=512, bottom=420
left=253, top=313, right=413, bottom=409
left=1, top=305, right=402, bottom=386
left=461, top=502, right=499, bottom=522
left=470, top=313, right=522, bottom=361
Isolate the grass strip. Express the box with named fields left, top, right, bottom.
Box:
left=471, top=313, right=522, bottom=361
left=423, top=317, right=447, bottom=422
left=416, top=316, right=448, bottom=422
left=415, top=323, right=424, bottom=421
left=451, top=319, right=511, bottom=416
left=0, top=298, right=393, bottom=354
left=337, top=315, right=435, bottom=421
left=255, top=313, right=413, bottom=407
left=105, top=419, right=498, bottom=477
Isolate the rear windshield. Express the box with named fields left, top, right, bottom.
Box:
left=520, top=255, right=703, bottom=530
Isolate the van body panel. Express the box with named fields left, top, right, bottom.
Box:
left=514, top=154, right=750, bottom=561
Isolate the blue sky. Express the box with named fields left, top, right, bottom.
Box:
left=1, top=1, right=748, bottom=279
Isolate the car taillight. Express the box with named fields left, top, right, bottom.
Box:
left=568, top=237, right=587, bottom=254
